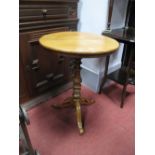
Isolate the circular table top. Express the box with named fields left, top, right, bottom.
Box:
left=39, top=31, right=119, bottom=57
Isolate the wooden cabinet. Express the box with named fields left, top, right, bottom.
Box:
left=19, top=55, right=29, bottom=102
left=19, top=0, right=78, bottom=103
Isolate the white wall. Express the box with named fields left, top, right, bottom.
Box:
left=78, top=0, right=109, bottom=35
left=78, top=0, right=129, bottom=92
left=78, top=0, right=109, bottom=74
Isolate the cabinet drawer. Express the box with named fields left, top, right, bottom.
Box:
left=20, top=26, right=72, bottom=96
left=20, top=4, right=77, bottom=22
left=20, top=8, right=68, bottom=21
left=20, top=27, right=70, bottom=64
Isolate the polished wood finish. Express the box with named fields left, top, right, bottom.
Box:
left=51, top=58, right=94, bottom=134
left=19, top=0, right=78, bottom=103
left=103, top=27, right=135, bottom=44
left=100, top=29, right=135, bottom=108
left=39, top=31, right=119, bottom=134
left=99, top=0, right=135, bottom=108
left=103, top=27, right=135, bottom=69
left=39, top=32, right=119, bottom=57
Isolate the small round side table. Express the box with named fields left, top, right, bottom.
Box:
left=39, top=31, right=119, bottom=134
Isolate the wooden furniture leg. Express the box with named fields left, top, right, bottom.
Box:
left=99, top=55, right=110, bottom=93
left=75, top=100, right=84, bottom=134
left=120, top=83, right=127, bottom=108
left=52, top=57, right=95, bottom=109
left=72, top=58, right=84, bottom=134
left=120, top=44, right=134, bottom=108
left=52, top=58, right=95, bottom=134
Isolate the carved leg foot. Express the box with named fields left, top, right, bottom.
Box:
left=75, top=100, right=84, bottom=134
left=52, top=97, right=74, bottom=109
left=80, top=97, right=95, bottom=105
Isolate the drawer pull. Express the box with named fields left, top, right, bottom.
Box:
left=46, top=73, right=54, bottom=80
left=26, top=64, right=40, bottom=72
left=42, top=9, right=48, bottom=16
left=32, top=59, right=39, bottom=65
left=53, top=74, right=64, bottom=80
left=31, top=59, right=40, bottom=71
left=36, top=80, right=48, bottom=88
left=58, top=55, right=65, bottom=64
left=31, top=66, right=40, bottom=71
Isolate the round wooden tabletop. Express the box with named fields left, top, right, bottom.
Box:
left=39, top=31, right=119, bottom=57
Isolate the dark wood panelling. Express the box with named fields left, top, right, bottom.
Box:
left=20, top=0, right=78, bottom=103
left=20, top=54, right=29, bottom=103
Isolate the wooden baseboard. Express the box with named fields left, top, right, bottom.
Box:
left=21, top=82, right=72, bottom=111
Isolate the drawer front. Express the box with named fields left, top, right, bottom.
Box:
left=20, top=27, right=70, bottom=65
left=20, top=4, right=77, bottom=22
left=20, top=8, right=68, bottom=17
left=20, top=2, right=78, bottom=31
left=20, top=19, right=78, bottom=32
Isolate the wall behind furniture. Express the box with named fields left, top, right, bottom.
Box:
left=78, top=0, right=128, bottom=92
